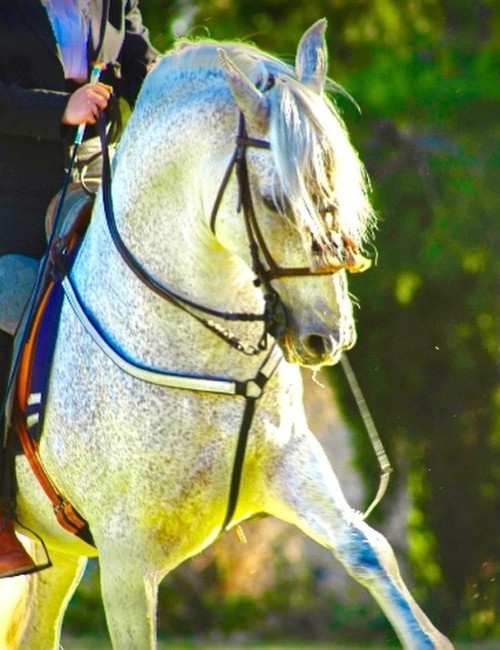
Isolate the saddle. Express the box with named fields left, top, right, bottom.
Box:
left=0, top=184, right=92, bottom=336
left=1, top=184, right=95, bottom=546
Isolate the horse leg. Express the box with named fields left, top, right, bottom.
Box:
left=261, top=425, right=453, bottom=649
left=9, top=545, right=86, bottom=650
left=98, top=547, right=159, bottom=649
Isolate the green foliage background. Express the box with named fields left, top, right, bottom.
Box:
left=69, top=0, right=499, bottom=644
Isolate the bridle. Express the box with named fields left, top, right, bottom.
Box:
left=211, top=112, right=369, bottom=283
left=209, top=112, right=371, bottom=332
left=96, top=113, right=270, bottom=356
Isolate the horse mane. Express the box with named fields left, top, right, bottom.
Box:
left=146, top=38, right=376, bottom=256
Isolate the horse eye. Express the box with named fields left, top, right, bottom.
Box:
left=318, top=201, right=336, bottom=215
left=318, top=203, right=338, bottom=230
left=311, top=237, right=323, bottom=255
left=262, top=195, right=280, bottom=213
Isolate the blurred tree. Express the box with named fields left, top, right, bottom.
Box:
left=328, top=2, right=500, bottom=637
left=67, top=0, right=499, bottom=642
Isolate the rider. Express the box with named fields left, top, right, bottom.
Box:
left=0, top=0, right=159, bottom=578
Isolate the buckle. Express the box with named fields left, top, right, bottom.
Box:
left=244, top=380, right=263, bottom=399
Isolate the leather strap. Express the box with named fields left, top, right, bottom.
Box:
left=15, top=277, right=94, bottom=546
left=97, top=115, right=265, bottom=327
left=16, top=414, right=94, bottom=545
left=220, top=361, right=278, bottom=533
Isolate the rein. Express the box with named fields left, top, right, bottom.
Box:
left=97, top=114, right=271, bottom=357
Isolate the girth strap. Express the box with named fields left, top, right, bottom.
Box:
left=16, top=415, right=94, bottom=545
left=220, top=365, right=274, bottom=533
left=14, top=275, right=94, bottom=546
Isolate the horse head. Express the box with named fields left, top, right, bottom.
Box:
left=212, top=20, right=375, bottom=367
left=98, top=21, right=374, bottom=370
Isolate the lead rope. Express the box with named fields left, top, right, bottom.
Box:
left=340, top=353, right=392, bottom=519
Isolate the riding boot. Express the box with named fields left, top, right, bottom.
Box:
left=0, top=331, right=36, bottom=578
left=0, top=499, right=36, bottom=578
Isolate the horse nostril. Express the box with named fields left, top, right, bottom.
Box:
left=303, top=334, right=332, bottom=357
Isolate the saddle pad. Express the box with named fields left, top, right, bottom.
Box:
left=17, top=279, right=64, bottom=443
left=0, top=255, right=38, bottom=336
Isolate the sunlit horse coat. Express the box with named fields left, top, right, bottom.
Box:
left=0, top=21, right=453, bottom=650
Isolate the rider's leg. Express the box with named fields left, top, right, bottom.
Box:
left=0, top=191, right=55, bottom=578
left=0, top=329, right=36, bottom=578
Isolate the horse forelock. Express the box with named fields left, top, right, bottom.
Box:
left=145, top=39, right=375, bottom=256
left=265, top=78, right=376, bottom=257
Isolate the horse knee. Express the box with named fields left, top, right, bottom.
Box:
left=335, top=521, right=399, bottom=585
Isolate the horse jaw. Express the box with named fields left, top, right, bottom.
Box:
left=218, top=48, right=269, bottom=130
left=295, top=19, right=328, bottom=94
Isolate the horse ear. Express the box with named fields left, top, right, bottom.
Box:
left=218, top=48, right=269, bottom=130
left=295, top=18, right=328, bottom=94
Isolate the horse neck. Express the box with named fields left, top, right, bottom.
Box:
left=71, top=99, right=266, bottom=374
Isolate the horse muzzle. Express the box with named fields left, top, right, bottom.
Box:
left=273, top=306, right=357, bottom=368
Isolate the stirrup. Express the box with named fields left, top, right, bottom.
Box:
left=0, top=514, right=51, bottom=578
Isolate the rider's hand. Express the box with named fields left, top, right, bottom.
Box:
left=62, top=82, right=113, bottom=126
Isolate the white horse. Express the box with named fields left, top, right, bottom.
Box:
left=2, top=20, right=452, bottom=649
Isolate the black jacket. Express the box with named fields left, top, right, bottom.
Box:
left=0, top=0, right=158, bottom=202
